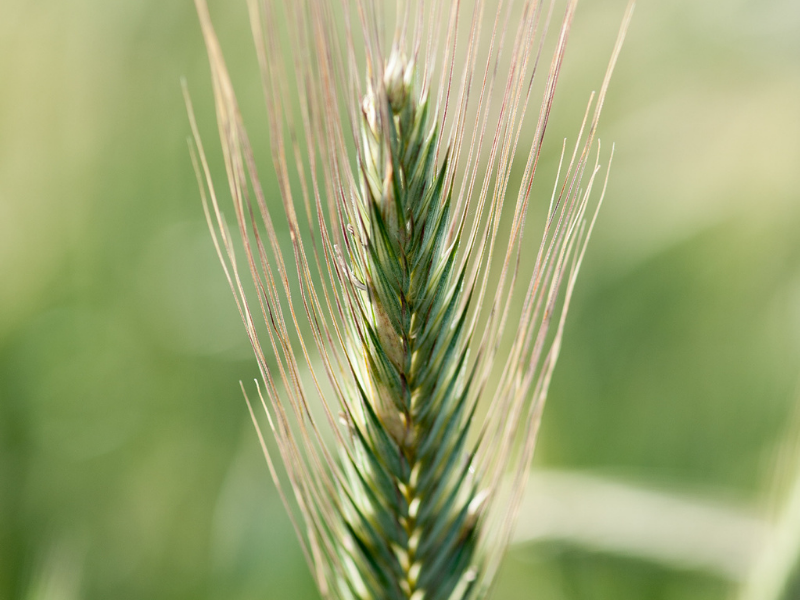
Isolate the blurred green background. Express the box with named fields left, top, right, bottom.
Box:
left=1, top=0, right=799, bottom=598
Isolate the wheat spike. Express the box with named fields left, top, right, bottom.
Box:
left=186, top=0, right=633, bottom=598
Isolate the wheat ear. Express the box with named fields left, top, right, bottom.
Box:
left=186, top=0, right=632, bottom=598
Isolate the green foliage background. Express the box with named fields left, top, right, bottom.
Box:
left=1, top=0, right=799, bottom=598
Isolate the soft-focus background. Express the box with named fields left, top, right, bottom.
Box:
left=1, top=0, right=799, bottom=599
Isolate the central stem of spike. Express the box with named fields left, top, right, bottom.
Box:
left=349, top=49, right=480, bottom=600
left=363, top=53, right=427, bottom=599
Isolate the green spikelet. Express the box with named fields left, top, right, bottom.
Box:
left=187, top=0, right=634, bottom=598
left=339, top=50, right=479, bottom=600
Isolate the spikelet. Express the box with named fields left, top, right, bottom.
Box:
left=186, top=0, right=633, bottom=598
